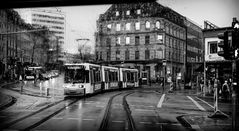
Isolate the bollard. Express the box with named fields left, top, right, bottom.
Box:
left=46, top=87, right=50, bottom=96
left=20, top=81, right=24, bottom=94
left=39, top=82, right=42, bottom=96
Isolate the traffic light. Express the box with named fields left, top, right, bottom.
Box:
left=217, top=31, right=234, bottom=60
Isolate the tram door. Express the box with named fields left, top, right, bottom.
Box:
left=141, top=71, right=149, bottom=85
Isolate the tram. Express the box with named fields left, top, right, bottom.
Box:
left=120, top=68, right=139, bottom=88
left=101, top=65, right=119, bottom=90
left=63, top=63, right=101, bottom=96
left=63, top=63, right=139, bottom=96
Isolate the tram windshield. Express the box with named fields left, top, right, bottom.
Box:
left=64, top=66, right=89, bottom=83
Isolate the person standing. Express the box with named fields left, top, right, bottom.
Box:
left=222, top=80, right=230, bottom=101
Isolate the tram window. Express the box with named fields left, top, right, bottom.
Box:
left=92, top=69, right=101, bottom=83
left=105, top=71, right=109, bottom=82
left=65, top=69, right=89, bottom=83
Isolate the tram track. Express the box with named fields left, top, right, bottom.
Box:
left=99, top=91, right=136, bottom=131
left=1, top=98, right=79, bottom=131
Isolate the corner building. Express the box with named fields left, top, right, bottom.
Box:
left=95, top=2, right=187, bottom=84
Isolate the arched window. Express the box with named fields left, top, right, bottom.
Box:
left=156, top=21, right=160, bottom=29
left=145, top=21, right=150, bottom=29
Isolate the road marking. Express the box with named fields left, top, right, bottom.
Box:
left=157, top=94, right=165, bottom=108
left=195, top=97, right=214, bottom=108
left=52, top=117, right=63, bottom=120
left=67, top=117, right=79, bottom=120
left=82, top=118, right=95, bottom=121
left=195, top=97, right=230, bottom=117
left=139, top=121, right=152, bottom=124
left=187, top=96, right=206, bottom=111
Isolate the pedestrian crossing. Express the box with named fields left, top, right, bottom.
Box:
left=156, top=93, right=222, bottom=113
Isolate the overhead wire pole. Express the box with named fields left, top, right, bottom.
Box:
left=76, top=38, right=90, bottom=62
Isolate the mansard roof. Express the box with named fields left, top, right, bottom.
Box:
left=98, top=2, right=186, bottom=28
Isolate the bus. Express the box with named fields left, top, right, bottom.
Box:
left=24, top=66, right=44, bottom=80
left=63, top=63, right=102, bottom=96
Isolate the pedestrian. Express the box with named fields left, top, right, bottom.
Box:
left=222, top=80, right=230, bottom=101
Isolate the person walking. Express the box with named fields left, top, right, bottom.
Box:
left=222, top=80, right=230, bottom=101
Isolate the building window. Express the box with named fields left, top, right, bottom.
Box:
left=137, top=9, right=141, bottom=14
left=135, top=50, right=139, bottom=60
left=209, top=41, right=218, bottom=54
left=126, top=10, right=130, bottom=15
left=135, top=36, right=140, bottom=45
left=116, top=23, right=121, bottom=31
left=145, top=21, right=150, bottom=29
left=116, top=11, right=119, bottom=16
left=126, top=23, right=131, bottom=31
left=156, top=21, right=160, bottom=29
left=107, top=24, right=111, bottom=31
left=135, top=22, right=140, bottom=30
left=126, top=37, right=130, bottom=45
left=116, top=37, right=121, bottom=45
left=106, top=38, right=111, bottom=47
left=157, top=34, right=163, bottom=43
left=145, top=35, right=150, bottom=45
left=116, top=50, right=120, bottom=60
left=107, top=51, right=110, bottom=60
left=125, top=50, right=130, bottom=60
left=145, top=49, right=150, bottom=59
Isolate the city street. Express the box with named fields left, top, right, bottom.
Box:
left=0, top=79, right=233, bottom=131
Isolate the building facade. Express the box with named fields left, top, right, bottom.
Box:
left=185, top=18, right=204, bottom=83
left=0, top=9, right=52, bottom=80
left=16, top=8, right=66, bottom=53
left=95, top=2, right=187, bottom=84
left=203, top=27, right=233, bottom=85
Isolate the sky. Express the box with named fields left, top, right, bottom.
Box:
left=57, top=0, right=239, bottom=54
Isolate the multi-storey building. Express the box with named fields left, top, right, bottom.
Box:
left=203, top=27, right=233, bottom=83
left=185, top=18, right=203, bottom=83
left=0, top=9, right=52, bottom=80
left=95, top=2, right=187, bottom=84
left=16, top=8, right=66, bottom=52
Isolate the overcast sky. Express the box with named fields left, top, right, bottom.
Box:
left=59, top=0, right=239, bottom=54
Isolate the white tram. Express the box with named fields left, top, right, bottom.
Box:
left=63, top=63, right=139, bottom=96
left=101, top=66, right=119, bottom=90
left=63, top=63, right=102, bottom=96
left=120, top=68, right=139, bottom=88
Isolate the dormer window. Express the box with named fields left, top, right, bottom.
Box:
left=126, top=10, right=130, bottom=15
left=116, top=11, right=119, bottom=16
left=137, top=9, right=141, bottom=14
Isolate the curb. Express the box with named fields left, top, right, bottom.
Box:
left=0, top=95, right=16, bottom=111
left=177, top=115, right=202, bottom=131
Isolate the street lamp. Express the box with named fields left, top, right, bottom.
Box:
left=76, top=38, right=90, bottom=62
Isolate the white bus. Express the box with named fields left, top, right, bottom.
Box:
left=63, top=63, right=102, bottom=96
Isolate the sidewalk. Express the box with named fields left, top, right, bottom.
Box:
left=179, top=114, right=232, bottom=131
left=0, top=80, right=63, bottom=111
